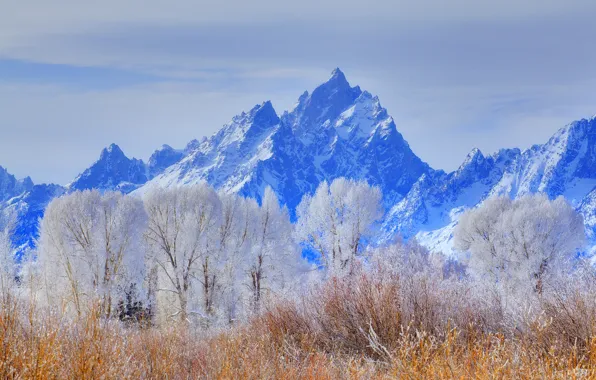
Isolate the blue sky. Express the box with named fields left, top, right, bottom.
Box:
left=1, top=0, right=596, bottom=184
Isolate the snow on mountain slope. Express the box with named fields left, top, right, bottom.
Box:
left=0, top=166, right=65, bottom=254
left=381, top=148, right=520, bottom=254
left=68, top=141, right=193, bottom=193
left=5, top=183, right=65, bottom=252
left=141, top=69, right=431, bottom=213
left=0, top=166, right=33, bottom=202
left=69, top=143, right=149, bottom=193
left=579, top=188, right=596, bottom=240
left=1, top=142, right=190, bottom=254
left=488, top=117, right=596, bottom=202
left=142, top=101, right=281, bottom=198
left=394, top=116, right=596, bottom=255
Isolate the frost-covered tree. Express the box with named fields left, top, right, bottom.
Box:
left=37, top=190, right=147, bottom=317
left=216, top=192, right=256, bottom=323
left=454, top=194, right=585, bottom=295
left=0, top=210, right=17, bottom=298
left=365, top=238, right=467, bottom=332
left=144, top=185, right=222, bottom=323
left=368, top=237, right=445, bottom=280
left=296, top=178, right=383, bottom=276
left=244, top=187, right=296, bottom=313
left=97, top=192, right=147, bottom=316
left=145, top=184, right=308, bottom=325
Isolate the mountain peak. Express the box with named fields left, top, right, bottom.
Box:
left=101, top=143, right=125, bottom=159
left=322, top=67, right=351, bottom=92
left=329, top=67, right=347, bottom=82
left=70, top=144, right=147, bottom=192
left=261, top=100, right=274, bottom=109
left=251, top=101, right=279, bottom=126
left=283, top=68, right=362, bottom=135
left=456, top=148, right=487, bottom=174
left=149, top=144, right=185, bottom=179
left=19, top=176, right=34, bottom=190
left=465, top=147, right=483, bottom=161
left=559, top=116, right=596, bottom=137
left=0, top=165, right=34, bottom=202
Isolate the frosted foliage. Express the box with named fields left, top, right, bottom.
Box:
left=144, top=184, right=304, bottom=324
left=245, top=187, right=299, bottom=312
left=37, top=190, right=147, bottom=317
left=144, top=184, right=222, bottom=323
left=215, top=192, right=257, bottom=322
left=26, top=181, right=306, bottom=325
left=370, top=238, right=445, bottom=279
left=0, top=210, right=16, bottom=296
left=296, top=178, right=383, bottom=276
left=454, top=194, right=585, bottom=296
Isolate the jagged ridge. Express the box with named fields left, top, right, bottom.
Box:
left=2, top=70, right=596, bottom=257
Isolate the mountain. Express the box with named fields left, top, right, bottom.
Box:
left=142, top=69, right=431, bottom=213
left=3, top=68, right=596, bottom=258
left=5, top=183, right=65, bottom=252
left=68, top=141, right=194, bottom=193
left=69, top=143, right=149, bottom=193
left=488, top=117, right=596, bottom=201
left=148, top=145, right=185, bottom=179
left=0, top=142, right=189, bottom=253
left=0, top=166, right=65, bottom=253
left=388, top=116, right=596, bottom=255
left=0, top=166, right=34, bottom=202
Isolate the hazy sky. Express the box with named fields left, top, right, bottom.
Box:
left=1, top=0, right=596, bottom=184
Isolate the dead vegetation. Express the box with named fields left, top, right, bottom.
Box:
left=2, top=269, right=596, bottom=379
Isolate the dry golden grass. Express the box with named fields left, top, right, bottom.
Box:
left=2, top=273, right=596, bottom=379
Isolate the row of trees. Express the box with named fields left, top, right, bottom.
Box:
left=0, top=178, right=588, bottom=326
left=12, top=179, right=384, bottom=325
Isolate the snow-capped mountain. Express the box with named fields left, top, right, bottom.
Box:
left=0, top=166, right=65, bottom=253
left=142, top=68, right=431, bottom=213
left=148, top=145, right=185, bottom=179
left=69, top=143, right=149, bottom=193
left=0, top=142, right=189, bottom=252
left=3, top=68, right=596, bottom=257
left=6, top=183, right=65, bottom=251
left=488, top=117, right=596, bottom=201
left=390, top=116, right=596, bottom=255
left=0, top=166, right=34, bottom=202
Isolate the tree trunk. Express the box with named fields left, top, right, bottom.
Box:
left=251, top=255, right=263, bottom=314
left=178, top=291, right=188, bottom=323
left=534, top=260, right=548, bottom=295
left=203, top=260, right=215, bottom=315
